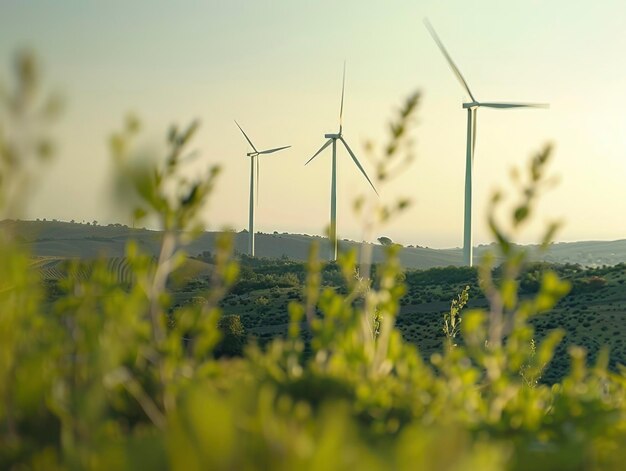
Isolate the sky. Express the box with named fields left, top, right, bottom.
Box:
left=1, top=0, right=625, bottom=248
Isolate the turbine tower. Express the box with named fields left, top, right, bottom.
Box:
left=424, top=19, right=548, bottom=267
left=306, top=63, right=378, bottom=261
left=235, top=121, right=290, bottom=257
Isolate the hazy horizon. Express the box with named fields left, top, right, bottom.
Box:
left=1, top=1, right=625, bottom=248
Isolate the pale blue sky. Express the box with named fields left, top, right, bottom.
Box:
left=1, top=1, right=625, bottom=247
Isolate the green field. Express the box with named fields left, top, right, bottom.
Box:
left=165, top=255, right=626, bottom=383
left=30, top=229, right=626, bottom=385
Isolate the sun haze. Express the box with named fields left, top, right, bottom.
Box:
left=1, top=0, right=624, bottom=248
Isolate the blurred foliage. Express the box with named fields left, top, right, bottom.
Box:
left=2, top=52, right=626, bottom=471
left=0, top=50, right=61, bottom=218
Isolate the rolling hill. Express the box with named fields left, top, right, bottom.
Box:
left=2, top=219, right=625, bottom=268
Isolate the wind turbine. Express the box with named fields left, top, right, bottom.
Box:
left=306, top=63, right=378, bottom=261
left=235, top=121, right=290, bottom=257
left=424, top=19, right=548, bottom=267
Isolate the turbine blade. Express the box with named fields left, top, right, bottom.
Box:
left=339, top=61, right=346, bottom=133
left=423, top=18, right=476, bottom=102
left=479, top=102, right=549, bottom=109
left=234, top=120, right=258, bottom=152
left=339, top=137, right=379, bottom=196
left=256, top=157, right=260, bottom=208
left=258, top=145, right=291, bottom=155
left=305, top=139, right=332, bottom=165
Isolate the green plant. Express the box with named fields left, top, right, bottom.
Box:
left=215, top=315, right=245, bottom=357
left=443, top=285, right=469, bottom=350
left=4, top=52, right=626, bottom=471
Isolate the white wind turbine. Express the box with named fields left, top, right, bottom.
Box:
left=424, top=19, right=548, bottom=267
left=235, top=121, right=290, bottom=257
left=306, top=63, right=378, bottom=261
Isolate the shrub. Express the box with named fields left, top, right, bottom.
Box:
left=215, top=315, right=246, bottom=357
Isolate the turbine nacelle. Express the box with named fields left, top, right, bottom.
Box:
left=324, top=133, right=341, bottom=139
left=462, top=102, right=480, bottom=109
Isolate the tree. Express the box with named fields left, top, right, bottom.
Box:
left=215, top=315, right=246, bottom=357
left=378, top=236, right=393, bottom=246
left=254, top=296, right=270, bottom=314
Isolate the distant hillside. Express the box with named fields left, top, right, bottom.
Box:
left=2, top=219, right=625, bottom=268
